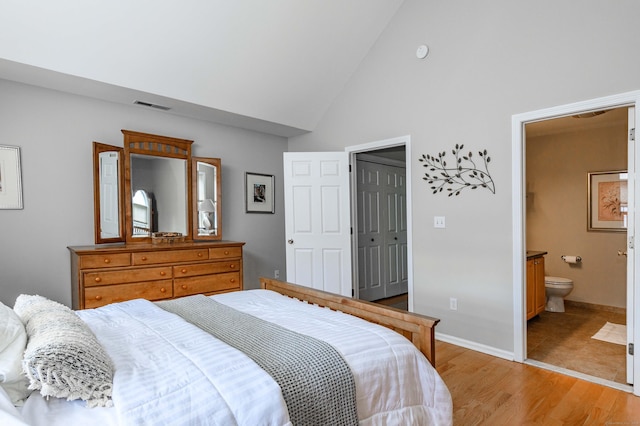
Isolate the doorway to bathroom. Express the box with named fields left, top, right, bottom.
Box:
left=512, top=91, right=640, bottom=395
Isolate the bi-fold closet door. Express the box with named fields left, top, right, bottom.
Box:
left=356, top=157, right=407, bottom=302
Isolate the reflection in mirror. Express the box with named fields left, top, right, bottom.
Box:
left=130, top=154, right=188, bottom=237
left=132, top=189, right=152, bottom=237
left=193, top=158, right=222, bottom=240
left=93, top=142, right=124, bottom=244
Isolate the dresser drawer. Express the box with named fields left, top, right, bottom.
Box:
left=132, top=249, right=209, bottom=265
left=209, top=247, right=242, bottom=260
left=174, top=272, right=241, bottom=297
left=83, top=266, right=172, bottom=287
left=79, top=253, right=131, bottom=269
left=84, top=280, right=173, bottom=308
left=173, top=261, right=240, bottom=278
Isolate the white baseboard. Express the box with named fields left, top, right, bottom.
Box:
left=435, top=332, right=515, bottom=361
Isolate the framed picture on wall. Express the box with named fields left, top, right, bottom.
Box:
left=0, top=145, right=23, bottom=209
left=587, top=170, right=627, bottom=232
left=245, top=172, right=275, bottom=213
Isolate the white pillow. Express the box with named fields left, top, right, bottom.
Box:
left=13, top=295, right=114, bottom=408
left=0, top=302, right=30, bottom=406
left=0, top=386, right=29, bottom=426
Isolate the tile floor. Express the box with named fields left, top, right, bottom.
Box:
left=527, top=302, right=628, bottom=385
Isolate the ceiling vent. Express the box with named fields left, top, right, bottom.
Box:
left=133, top=100, right=171, bottom=111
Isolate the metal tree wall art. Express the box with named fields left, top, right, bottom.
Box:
left=419, top=144, right=495, bottom=196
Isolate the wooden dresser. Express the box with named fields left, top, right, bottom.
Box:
left=68, top=241, right=244, bottom=309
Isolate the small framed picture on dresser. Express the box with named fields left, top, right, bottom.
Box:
left=245, top=172, right=275, bottom=213
left=0, top=145, right=23, bottom=209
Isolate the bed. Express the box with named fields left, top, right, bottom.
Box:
left=0, top=278, right=452, bottom=425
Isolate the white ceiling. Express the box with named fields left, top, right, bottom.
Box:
left=0, top=1, right=405, bottom=137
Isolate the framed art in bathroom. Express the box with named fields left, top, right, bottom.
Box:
left=587, top=170, right=627, bottom=232
left=0, top=145, right=23, bottom=209
left=245, top=172, right=275, bottom=213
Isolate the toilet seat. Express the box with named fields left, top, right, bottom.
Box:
left=545, top=276, right=573, bottom=289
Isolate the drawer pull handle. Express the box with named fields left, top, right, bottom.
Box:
left=160, top=288, right=166, bottom=293
left=230, top=278, right=236, bottom=283
left=224, top=251, right=229, bottom=255
left=94, top=277, right=102, bottom=283
left=95, top=296, right=102, bottom=301
left=182, top=285, right=187, bottom=290
left=181, top=268, right=187, bottom=274
left=160, top=271, right=166, bottom=276
left=141, top=256, right=147, bottom=261
left=103, top=258, right=110, bottom=264
left=198, top=252, right=203, bottom=257
left=229, top=264, right=235, bottom=269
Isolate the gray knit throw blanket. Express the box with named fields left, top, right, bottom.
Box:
left=157, top=295, right=359, bottom=426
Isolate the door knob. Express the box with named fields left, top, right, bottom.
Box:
left=288, top=239, right=294, bottom=244
left=618, top=250, right=627, bottom=257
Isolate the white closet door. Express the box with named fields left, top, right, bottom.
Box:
left=384, top=165, right=408, bottom=298
left=356, top=160, right=385, bottom=301
left=357, top=159, right=407, bottom=301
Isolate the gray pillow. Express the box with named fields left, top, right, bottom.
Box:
left=13, top=295, right=113, bottom=408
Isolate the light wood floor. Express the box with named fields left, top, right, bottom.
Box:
left=436, top=340, right=640, bottom=425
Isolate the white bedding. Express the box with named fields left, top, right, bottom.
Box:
left=17, top=290, right=452, bottom=426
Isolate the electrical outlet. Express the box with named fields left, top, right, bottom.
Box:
left=449, top=297, right=457, bottom=310
left=274, top=269, right=280, bottom=279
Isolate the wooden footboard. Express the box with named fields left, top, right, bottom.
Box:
left=260, top=277, right=440, bottom=367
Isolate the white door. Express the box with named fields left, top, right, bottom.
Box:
left=283, top=152, right=352, bottom=296
left=628, top=106, right=636, bottom=384
left=99, top=151, right=120, bottom=239
left=356, top=160, right=385, bottom=301
left=356, top=159, right=408, bottom=301
left=384, top=164, right=408, bottom=298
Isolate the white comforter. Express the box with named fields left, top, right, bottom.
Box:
left=19, top=290, right=452, bottom=426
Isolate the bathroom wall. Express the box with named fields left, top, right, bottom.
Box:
left=526, top=108, right=628, bottom=309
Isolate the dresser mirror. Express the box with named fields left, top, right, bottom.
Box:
left=93, top=142, right=125, bottom=244
left=122, top=130, right=193, bottom=243
left=192, top=157, right=222, bottom=240
left=93, top=130, right=224, bottom=244
left=129, top=153, right=188, bottom=239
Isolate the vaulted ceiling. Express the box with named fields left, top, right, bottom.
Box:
left=0, top=1, right=404, bottom=137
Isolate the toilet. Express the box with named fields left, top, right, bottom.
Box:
left=544, top=276, right=574, bottom=312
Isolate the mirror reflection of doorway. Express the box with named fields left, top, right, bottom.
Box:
left=525, top=107, right=629, bottom=386
left=132, top=189, right=152, bottom=237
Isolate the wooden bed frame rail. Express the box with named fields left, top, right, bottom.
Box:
left=260, top=277, right=440, bottom=367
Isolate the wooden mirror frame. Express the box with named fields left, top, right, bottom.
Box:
left=122, top=130, right=194, bottom=244
left=192, top=157, right=223, bottom=241
left=93, top=131, right=228, bottom=245
left=93, top=142, right=125, bottom=244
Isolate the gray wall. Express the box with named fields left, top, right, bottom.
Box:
left=0, top=79, right=287, bottom=307
left=289, top=0, right=640, bottom=352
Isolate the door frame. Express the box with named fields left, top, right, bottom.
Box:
left=345, top=135, right=413, bottom=309
left=512, top=90, right=640, bottom=394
